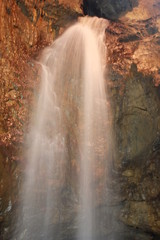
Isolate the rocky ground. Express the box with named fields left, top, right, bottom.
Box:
left=0, top=0, right=160, bottom=239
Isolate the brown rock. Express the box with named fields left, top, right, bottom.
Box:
left=0, top=2, right=82, bottom=238
left=59, top=0, right=83, bottom=14
left=120, top=201, right=160, bottom=234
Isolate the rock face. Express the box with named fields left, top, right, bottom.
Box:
left=0, top=0, right=82, bottom=164
left=105, top=0, right=160, bottom=238
left=0, top=1, right=82, bottom=239
left=83, top=0, right=138, bottom=20
left=0, top=0, right=160, bottom=240
left=113, top=70, right=160, bottom=164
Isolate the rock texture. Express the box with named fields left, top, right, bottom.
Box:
left=0, top=1, right=82, bottom=239
left=105, top=0, right=160, bottom=238
left=83, top=0, right=138, bottom=20
left=0, top=0, right=160, bottom=240
left=0, top=0, right=82, bottom=159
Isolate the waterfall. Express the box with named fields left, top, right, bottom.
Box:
left=77, top=17, right=110, bottom=240
left=15, top=16, right=112, bottom=240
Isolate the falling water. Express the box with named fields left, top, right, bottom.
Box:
left=15, top=16, right=111, bottom=240
left=77, top=17, right=110, bottom=240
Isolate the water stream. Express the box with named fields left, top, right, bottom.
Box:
left=15, top=16, right=112, bottom=240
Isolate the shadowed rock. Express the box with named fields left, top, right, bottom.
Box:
left=83, top=0, right=139, bottom=20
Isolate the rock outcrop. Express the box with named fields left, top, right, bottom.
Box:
left=83, top=0, right=138, bottom=20
left=105, top=0, right=160, bottom=238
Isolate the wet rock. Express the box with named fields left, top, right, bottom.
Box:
left=109, top=230, right=155, bottom=240
left=120, top=201, right=160, bottom=234
left=113, top=70, right=160, bottom=165
left=105, top=1, right=160, bottom=235
left=122, top=170, right=134, bottom=177
left=0, top=0, right=82, bottom=168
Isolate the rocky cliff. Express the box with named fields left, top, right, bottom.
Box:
left=0, top=0, right=160, bottom=240
left=105, top=1, right=160, bottom=238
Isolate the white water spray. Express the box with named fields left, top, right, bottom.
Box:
left=77, top=17, right=110, bottom=240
